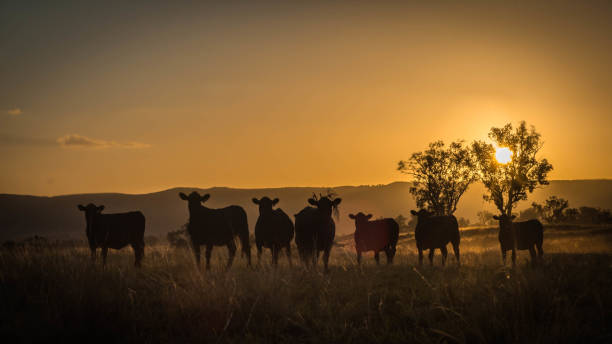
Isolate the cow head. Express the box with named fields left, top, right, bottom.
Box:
left=493, top=214, right=516, bottom=231
left=410, top=209, right=433, bottom=219
left=78, top=203, right=104, bottom=236
left=252, top=196, right=279, bottom=215
left=348, top=212, right=373, bottom=225
left=308, top=195, right=342, bottom=219
left=179, top=191, right=210, bottom=210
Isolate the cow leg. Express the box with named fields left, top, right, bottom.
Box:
left=440, top=246, right=448, bottom=267
left=243, top=241, right=252, bottom=268
left=511, top=248, right=517, bottom=267
left=192, top=245, right=201, bottom=268
left=271, top=246, right=279, bottom=267
left=385, top=247, right=395, bottom=265
left=286, top=244, right=293, bottom=267
left=428, top=248, right=434, bottom=266
left=322, top=247, right=331, bottom=273
left=90, top=247, right=97, bottom=262
left=256, top=244, right=263, bottom=266
left=226, top=241, right=237, bottom=270
left=374, top=252, right=380, bottom=265
left=418, top=248, right=424, bottom=266
left=452, top=242, right=460, bottom=266
left=205, top=244, right=213, bottom=271
left=101, top=247, right=108, bottom=267
left=529, top=246, right=537, bottom=267
left=132, top=242, right=144, bottom=268
left=537, top=243, right=544, bottom=262
left=501, top=248, right=507, bottom=265
left=357, top=250, right=362, bottom=265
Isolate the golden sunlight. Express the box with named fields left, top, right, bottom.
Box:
left=495, top=147, right=513, bottom=164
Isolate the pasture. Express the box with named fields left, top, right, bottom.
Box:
left=1, top=225, right=611, bottom=343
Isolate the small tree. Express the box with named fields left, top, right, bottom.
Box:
left=472, top=121, right=553, bottom=217
left=532, top=196, right=569, bottom=223
left=167, top=223, right=189, bottom=248
left=394, top=214, right=412, bottom=232
left=476, top=210, right=497, bottom=225
left=398, top=140, right=477, bottom=215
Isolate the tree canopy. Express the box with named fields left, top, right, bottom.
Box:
left=472, top=121, right=553, bottom=217
left=398, top=140, right=477, bottom=215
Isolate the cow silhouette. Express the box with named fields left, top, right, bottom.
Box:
left=493, top=214, right=543, bottom=266
left=348, top=212, right=399, bottom=265
left=252, top=197, right=294, bottom=267
left=179, top=191, right=251, bottom=270
left=294, top=194, right=341, bottom=272
left=77, top=203, right=145, bottom=267
left=411, top=209, right=460, bottom=266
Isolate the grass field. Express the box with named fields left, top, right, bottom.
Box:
left=1, top=225, right=611, bottom=343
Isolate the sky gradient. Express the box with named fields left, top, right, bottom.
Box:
left=1, top=1, right=611, bottom=196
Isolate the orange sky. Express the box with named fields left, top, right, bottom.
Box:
left=1, top=1, right=611, bottom=196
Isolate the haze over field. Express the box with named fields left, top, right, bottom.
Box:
left=1, top=1, right=612, bottom=196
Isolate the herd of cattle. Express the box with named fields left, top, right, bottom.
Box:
left=77, top=191, right=544, bottom=270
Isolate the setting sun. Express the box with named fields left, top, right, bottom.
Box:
left=495, top=147, right=513, bottom=164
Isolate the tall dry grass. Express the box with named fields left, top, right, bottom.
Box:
left=1, top=226, right=611, bottom=343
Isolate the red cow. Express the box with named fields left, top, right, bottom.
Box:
left=349, top=212, right=399, bottom=265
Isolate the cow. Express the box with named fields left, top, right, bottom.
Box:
left=179, top=191, right=251, bottom=270
left=410, top=209, right=460, bottom=266
left=252, top=197, right=295, bottom=267
left=493, top=214, right=543, bottom=266
left=348, top=212, right=399, bottom=265
left=77, top=203, right=145, bottom=267
left=294, top=194, right=342, bottom=272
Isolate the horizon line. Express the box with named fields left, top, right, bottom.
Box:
left=2, top=178, right=611, bottom=198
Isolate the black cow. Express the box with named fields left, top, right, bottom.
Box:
left=179, top=191, right=251, bottom=270
left=493, top=214, right=543, bottom=266
left=349, top=212, right=399, bottom=265
left=78, top=203, right=145, bottom=267
left=410, top=209, right=460, bottom=266
left=252, top=197, right=294, bottom=267
left=294, top=194, right=341, bottom=272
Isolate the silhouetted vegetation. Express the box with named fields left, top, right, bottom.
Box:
left=166, top=223, right=189, bottom=248
left=472, top=121, right=553, bottom=217
left=398, top=140, right=477, bottom=215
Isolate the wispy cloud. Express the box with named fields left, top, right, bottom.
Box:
left=6, top=108, right=22, bottom=116
left=56, top=134, right=151, bottom=149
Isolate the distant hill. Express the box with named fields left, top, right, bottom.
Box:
left=1, top=180, right=611, bottom=240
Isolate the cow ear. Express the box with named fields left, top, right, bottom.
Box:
left=410, top=210, right=417, bottom=216
left=179, top=192, right=188, bottom=200
left=252, top=198, right=259, bottom=205
left=201, top=194, right=210, bottom=203
left=272, top=198, right=279, bottom=206
left=511, top=215, right=517, bottom=220
left=97, top=205, right=105, bottom=212
left=493, top=215, right=500, bottom=220
left=78, top=204, right=86, bottom=211
left=308, top=198, right=317, bottom=206
left=366, top=214, right=373, bottom=219
left=333, top=198, right=342, bottom=206
left=348, top=214, right=355, bottom=219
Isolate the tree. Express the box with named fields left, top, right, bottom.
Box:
left=476, top=210, right=497, bottom=225
left=517, top=206, right=540, bottom=221
left=472, top=121, right=553, bottom=217
left=167, top=223, right=189, bottom=248
left=532, top=196, right=569, bottom=223
left=394, top=214, right=412, bottom=232
left=398, top=140, right=477, bottom=216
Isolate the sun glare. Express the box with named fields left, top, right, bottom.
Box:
left=495, top=147, right=513, bottom=164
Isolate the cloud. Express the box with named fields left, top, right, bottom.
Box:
left=6, top=108, right=22, bottom=116
left=56, top=134, right=151, bottom=149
